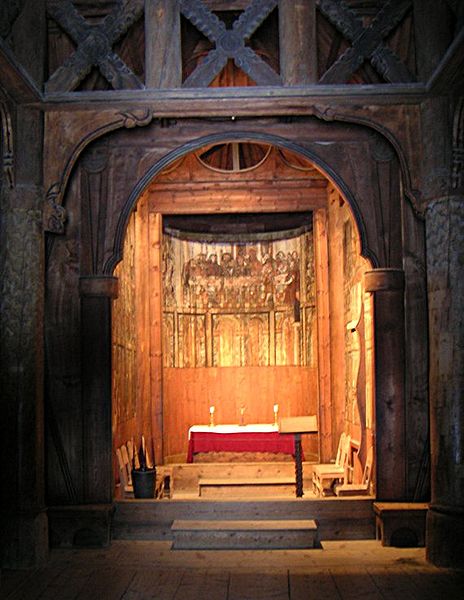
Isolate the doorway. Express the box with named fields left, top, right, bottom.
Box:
left=111, top=141, right=375, bottom=495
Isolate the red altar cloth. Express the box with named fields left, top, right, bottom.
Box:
left=187, top=428, right=299, bottom=463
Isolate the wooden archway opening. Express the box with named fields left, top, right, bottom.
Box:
left=111, top=140, right=376, bottom=499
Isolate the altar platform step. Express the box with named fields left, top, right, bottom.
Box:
left=169, top=461, right=313, bottom=498
left=112, top=497, right=375, bottom=542
left=171, top=518, right=319, bottom=550
left=198, top=476, right=296, bottom=497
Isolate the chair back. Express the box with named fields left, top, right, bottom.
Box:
left=339, top=434, right=351, bottom=468
left=362, top=446, right=374, bottom=486
left=335, top=432, right=347, bottom=466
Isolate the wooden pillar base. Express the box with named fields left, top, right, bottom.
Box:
left=0, top=509, right=48, bottom=568
left=48, top=504, right=114, bottom=549
left=426, top=505, right=464, bottom=568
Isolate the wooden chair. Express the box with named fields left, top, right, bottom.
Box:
left=117, top=440, right=168, bottom=499
left=312, top=432, right=351, bottom=496
left=116, top=443, right=134, bottom=497
left=334, top=445, right=374, bottom=496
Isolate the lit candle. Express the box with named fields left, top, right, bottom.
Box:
left=273, top=404, right=279, bottom=414
left=210, top=406, right=215, bottom=414
left=240, top=406, right=245, bottom=416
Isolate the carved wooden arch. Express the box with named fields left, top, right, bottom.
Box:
left=43, top=109, right=154, bottom=233
left=44, top=101, right=421, bottom=224
left=106, top=129, right=379, bottom=276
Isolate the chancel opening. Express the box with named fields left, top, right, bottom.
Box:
left=112, top=143, right=375, bottom=501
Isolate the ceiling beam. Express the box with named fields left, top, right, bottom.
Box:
left=427, top=27, right=464, bottom=95
left=0, top=39, right=42, bottom=104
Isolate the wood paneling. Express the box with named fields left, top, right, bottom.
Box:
left=163, top=365, right=319, bottom=460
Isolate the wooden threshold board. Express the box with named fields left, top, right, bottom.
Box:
left=198, top=476, right=296, bottom=497
left=171, top=519, right=319, bottom=550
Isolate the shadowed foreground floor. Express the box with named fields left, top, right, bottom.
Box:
left=1, top=540, right=463, bottom=599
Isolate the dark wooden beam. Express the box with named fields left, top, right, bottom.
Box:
left=42, top=83, right=428, bottom=113
left=145, top=0, right=182, bottom=88
left=279, top=0, right=318, bottom=85
left=427, top=27, right=464, bottom=95
left=0, top=39, right=42, bottom=103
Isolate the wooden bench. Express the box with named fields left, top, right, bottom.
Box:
left=198, top=477, right=296, bottom=497
left=373, top=502, right=428, bottom=547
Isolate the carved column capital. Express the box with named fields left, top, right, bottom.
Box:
left=364, top=268, right=405, bottom=293
left=79, top=276, right=119, bottom=299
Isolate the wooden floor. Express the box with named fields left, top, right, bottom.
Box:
left=2, top=540, right=463, bottom=599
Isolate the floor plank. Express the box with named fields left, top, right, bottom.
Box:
left=74, top=567, right=135, bottom=600
left=401, top=565, right=464, bottom=600
left=38, top=566, right=93, bottom=600
left=5, top=567, right=67, bottom=600
left=366, top=567, right=424, bottom=600
left=172, top=569, right=229, bottom=600
left=289, top=569, right=341, bottom=600
left=2, top=540, right=462, bottom=600
left=0, top=570, right=37, bottom=598
left=228, top=571, right=289, bottom=600
left=330, top=567, right=384, bottom=600
left=121, top=569, right=184, bottom=600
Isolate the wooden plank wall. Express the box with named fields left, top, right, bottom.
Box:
left=327, top=185, right=375, bottom=474
left=163, top=365, right=319, bottom=461
left=112, top=157, right=375, bottom=482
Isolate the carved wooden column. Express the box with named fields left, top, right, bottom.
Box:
left=0, top=183, right=48, bottom=568
left=364, top=268, right=406, bottom=500
left=0, top=0, right=47, bottom=563
left=79, top=276, right=118, bottom=504
left=417, top=93, right=464, bottom=567
left=425, top=196, right=464, bottom=568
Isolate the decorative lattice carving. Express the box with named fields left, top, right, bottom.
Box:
left=180, top=0, right=281, bottom=87
left=317, top=0, right=415, bottom=84
left=46, top=0, right=144, bottom=93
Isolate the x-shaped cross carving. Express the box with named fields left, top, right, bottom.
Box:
left=180, top=0, right=281, bottom=87
left=318, top=0, right=415, bottom=84
left=46, top=0, right=144, bottom=93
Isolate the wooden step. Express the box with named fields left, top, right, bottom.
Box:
left=169, top=462, right=313, bottom=497
left=171, top=519, right=319, bottom=550
left=199, top=477, right=296, bottom=497
left=112, top=497, right=375, bottom=541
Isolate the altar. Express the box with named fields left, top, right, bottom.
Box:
left=187, top=424, right=299, bottom=463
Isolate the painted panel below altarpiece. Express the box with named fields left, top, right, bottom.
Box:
left=212, top=312, right=270, bottom=367
left=177, top=313, right=207, bottom=368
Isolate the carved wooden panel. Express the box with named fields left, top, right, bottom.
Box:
left=180, top=0, right=281, bottom=87
left=317, top=0, right=416, bottom=84
left=46, top=0, right=144, bottom=92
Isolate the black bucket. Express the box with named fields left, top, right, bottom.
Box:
left=132, top=468, right=156, bottom=498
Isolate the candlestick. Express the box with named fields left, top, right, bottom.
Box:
left=240, top=406, right=245, bottom=426
left=273, top=403, right=279, bottom=426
